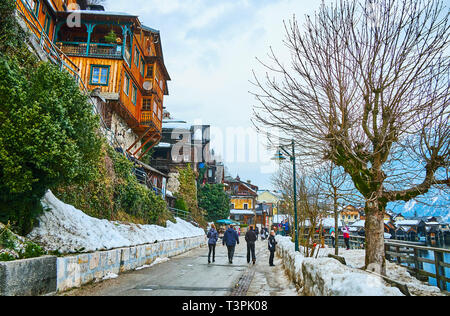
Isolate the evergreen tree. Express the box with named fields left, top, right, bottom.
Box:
left=198, top=184, right=230, bottom=222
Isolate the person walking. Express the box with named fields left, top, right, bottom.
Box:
left=245, top=226, right=257, bottom=265
left=284, top=220, right=290, bottom=236
left=342, top=225, right=350, bottom=250
left=255, top=226, right=259, bottom=241
left=279, top=221, right=284, bottom=236
left=329, top=227, right=336, bottom=249
left=261, top=227, right=267, bottom=240
left=223, top=225, right=240, bottom=264
left=268, top=230, right=277, bottom=266
left=207, top=224, right=219, bottom=264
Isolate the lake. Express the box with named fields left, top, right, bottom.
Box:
left=418, top=241, right=450, bottom=289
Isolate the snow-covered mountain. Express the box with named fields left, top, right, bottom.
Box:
left=389, top=190, right=450, bottom=223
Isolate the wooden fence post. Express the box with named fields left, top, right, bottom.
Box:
left=434, top=250, right=446, bottom=291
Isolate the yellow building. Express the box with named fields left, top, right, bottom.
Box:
left=257, top=190, right=282, bottom=215
left=225, top=176, right=258, bottom=225
left=339, top=205, right=363, bottom=224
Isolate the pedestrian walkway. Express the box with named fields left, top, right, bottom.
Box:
left=246, top=239, right=299, bottom=296
left=60, top=237, right=300, bottom=296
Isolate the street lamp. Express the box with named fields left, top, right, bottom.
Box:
left=271, top=139, right=299, bottom=252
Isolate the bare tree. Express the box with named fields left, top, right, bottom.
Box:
left=252, top=0, right=449, bottom=274
left=312, top=162, right=361, bottom=255
left=272, top=164, right=328, bottom=257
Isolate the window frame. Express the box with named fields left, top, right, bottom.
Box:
left=142, top=98, right=152, bottom=111
left=26, top=0, right=40, bottom=17
left=134, top=46, right=140, bottom=68
left=89, top=65, right=110, bottom=86
left=140, top=57, right=145, bottom=77
left=131, top=83, right=138, bottom=105
left=43, top=11, right=51, bottom=36
left=123, top=72, right=130, bottom=96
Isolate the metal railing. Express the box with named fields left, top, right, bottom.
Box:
left=168, top=208, right=192, bottom=221
left=15, top=0, right=79, bottom=76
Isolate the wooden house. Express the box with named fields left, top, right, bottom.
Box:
left=225, top=176, right=259, bottom=225
left=255, top=203, right=272, bottom=229
left=257, top=190, right=281, bottom=217
left=16, top=0, right=65, bottom=43
left=393, top=213, right=406, bottom=222
left=15, top=0, right=173, bottom=200
left=395, top=219, right=427, bottom=241
left=16, top=1, right=171, bottom=160
left=339, top=205, right=362, bottom=224
left=54, top=9, right=170, bottom=159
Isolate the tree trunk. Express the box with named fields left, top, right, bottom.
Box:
left=364, top=199, right=386, bottom=275
left=333, top=187, right=339, bottom=256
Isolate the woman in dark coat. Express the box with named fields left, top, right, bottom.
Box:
left=268, top=230, right=277, bottom=266
left=207, top=224, right=219, bottom=263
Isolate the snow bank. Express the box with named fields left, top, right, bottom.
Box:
left=309, top=247, right=444, bottom=296
left=276, top=237, right=403, bottom=296
left=276, top=237, right=444, bottom=296
left=27, top=191, right=205, bottom=254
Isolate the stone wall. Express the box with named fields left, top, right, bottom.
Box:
left=56, top=236, right=206, bottom=292
left=0, top=256, right=57, bottom=296
left=110, top=112, right=142, bottom=152
left=275, top=237, right=403, bottom=296
left=0, top=236, right=206, bottom=295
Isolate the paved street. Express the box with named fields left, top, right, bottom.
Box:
left=61, top=237, right=299, bottom=296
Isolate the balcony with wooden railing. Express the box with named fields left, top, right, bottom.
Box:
left=139, top=110, right=162, bottom=130
left=56, top=42, right=123, bottom=59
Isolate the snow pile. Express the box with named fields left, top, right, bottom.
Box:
left=27, top=191, right=205, bottom=254
left=276, top=237, right=444, bottom=296
left=276, top=236, right=404, bottom=296
left=101, top=272, right=118, bottom=281
left=323, top=248, right=444, bottom=296
left=135, top=257, right=170, bottom=270
left=302, top=256, right=403, bottom=296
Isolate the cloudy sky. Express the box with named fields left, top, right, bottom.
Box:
left=105, top=0, right=325, bottom=190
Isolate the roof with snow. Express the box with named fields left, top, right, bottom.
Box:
left=230, top=209, right=255, bottom=216
left=396, top=220, right=422, bottom=226
left=350, top=220, right=365, bottom=228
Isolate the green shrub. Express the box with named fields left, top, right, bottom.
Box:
left=0, top=0, right=101, bottom=235
left=0, top=252, right=16, bottom=262
left=0, top=226, right=17, bottom=249
left=174, top=198, right=189, bottom=211
left=19, top=242, right=45, bottom=259
left=0, top=223, right=46, bottom=261
left=56, top=144, right=174, bottom=226
left=110, top=147, right=174, bottom=226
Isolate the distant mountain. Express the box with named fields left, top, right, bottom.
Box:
left=389, top=189, right=450, bottom=223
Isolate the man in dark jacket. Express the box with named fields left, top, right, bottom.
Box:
left=245, top=226, right=257, bottom=264
left=223, top=225, right=239, bottom=264
left=268, top=230, right=277, bottom=266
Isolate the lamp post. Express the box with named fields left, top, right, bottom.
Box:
left=272, top=139, right=299, bottom=252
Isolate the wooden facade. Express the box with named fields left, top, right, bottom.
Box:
left=225, top=176, right=259, bottom=225
left=16, top=0, right=171, bottom=160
